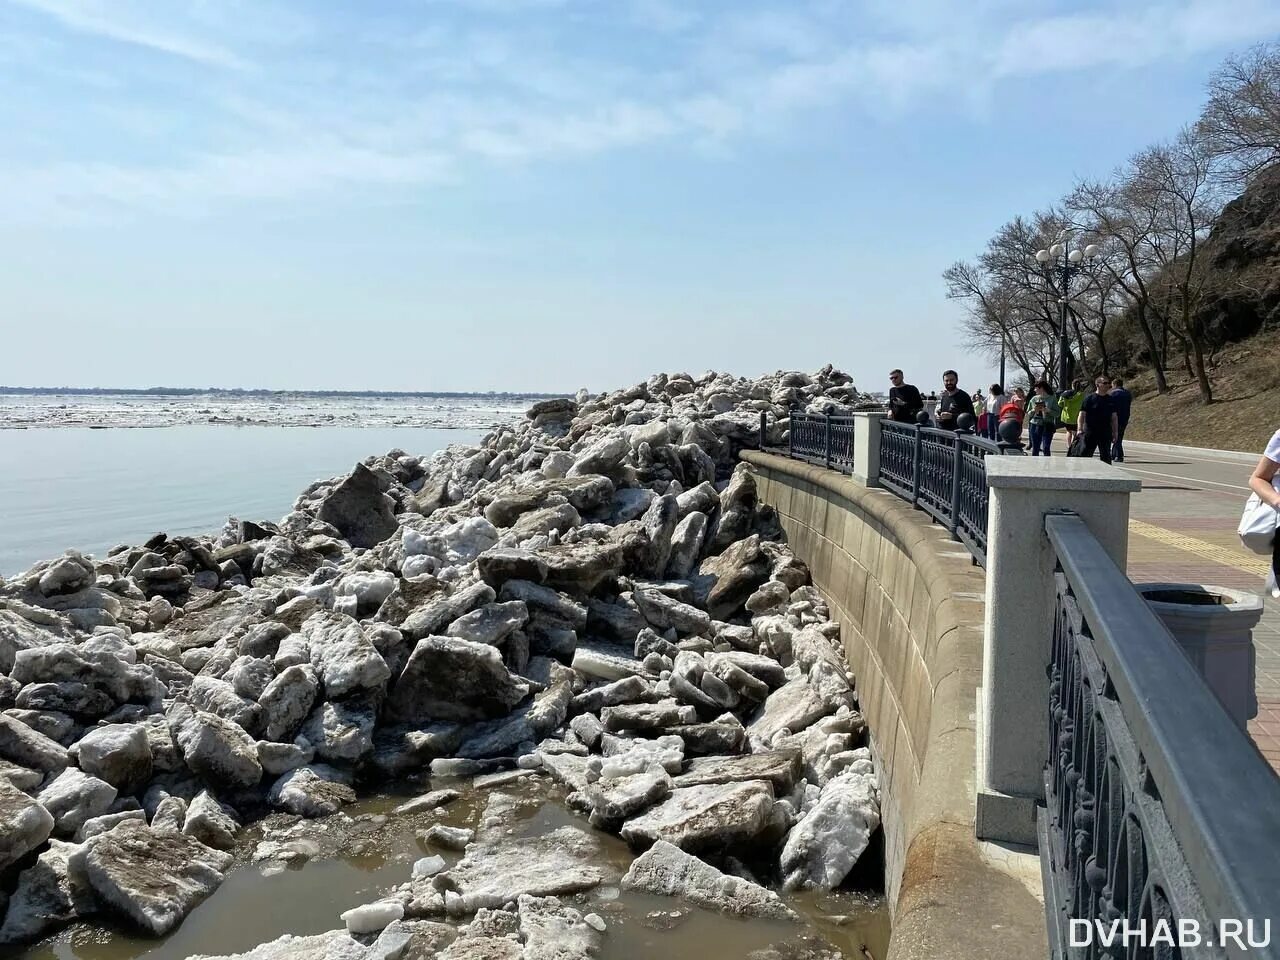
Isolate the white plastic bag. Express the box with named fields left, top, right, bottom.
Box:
left=1238, top=492, right=1278, bottom=555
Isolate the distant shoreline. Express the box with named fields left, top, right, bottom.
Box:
left=0, top=392, right=539, bottom=431
left=0, top=387, right=565, bottom=399
left=0, top=422, right=490, bottom=430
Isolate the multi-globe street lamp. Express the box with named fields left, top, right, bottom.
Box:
left=1033, top=232, right=1099, bottom=389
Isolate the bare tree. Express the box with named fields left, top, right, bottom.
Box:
left=1198, top=42, right=1280, bottom=185
left=1129, top=127, right=1226, bottom=403
left=988, top=213, right=1079, bottom=381
left=948, top=45, right=1277, bottom=402
left=1066, top=178, right=1172, bottom=392
left=945, top=216, right=1069, bottom=384
left=1068, top=262, right=1126, bottom=376
left=944, top=261, right=1030, bottom=375
left=946, top=210, right=1111, bottom=388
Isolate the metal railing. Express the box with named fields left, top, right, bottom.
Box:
left=764, top=412, right=1021, bottom=566
left=784, top=411, right=856, bottom=473
left=877, top=419, right=1015, bottom=566
left=1042, top=514, right=1280, bottom=960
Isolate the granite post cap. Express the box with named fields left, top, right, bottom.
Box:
left=984, top=456, right=1142, bottom=492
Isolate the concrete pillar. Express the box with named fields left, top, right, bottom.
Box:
left=976, top=457, right=1140, bottom=844
left=851, top=411, right=882, bottom=487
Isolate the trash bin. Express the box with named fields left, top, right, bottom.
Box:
left=1135, top=583, right=1263, bottom=730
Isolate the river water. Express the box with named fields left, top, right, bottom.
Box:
left=0, top=425, right=483, bottom=577
left=17, top=776, right=890, bottom=960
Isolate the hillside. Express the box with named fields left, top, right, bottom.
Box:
left=1122, top=327, right=1280, bottom=453
left=1111, top=162, right=1280, bottom=454
left=1194, top=163, right=1280, bottom=342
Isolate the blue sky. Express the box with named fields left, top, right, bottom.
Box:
left=2, top=0, right=1278, bottom=393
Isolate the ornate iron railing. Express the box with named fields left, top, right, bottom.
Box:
left=955, top=436, right=998, bottom=563
left=1042, top=514, right=1280, bottom=960
left=770, top=414, right=1019, bottom=566
left=916, top=428, right=957, bottom=526
left=785, top=412, right=856, bottom=473
left=875, top=420, right=1015, bottom=567
left=878, top=420, right=918, bottom=501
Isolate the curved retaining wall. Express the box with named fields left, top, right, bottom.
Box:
left=741, top=451, right=1043, bottom=960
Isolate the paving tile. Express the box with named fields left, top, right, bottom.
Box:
left=1128, top=487, right=1280, bottom=777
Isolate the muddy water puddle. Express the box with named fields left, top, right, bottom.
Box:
left=17, top=777, right=889, bottom=960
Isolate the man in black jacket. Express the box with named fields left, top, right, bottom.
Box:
left=887, top=369, right=924, bottom=423
left=1077, top=375, right=1119, bottom=463
left=935, top=369, right=975, bottom=430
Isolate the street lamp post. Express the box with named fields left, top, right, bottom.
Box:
left=1034, top=234, right=1099, bottom=390
left=996, top=313, right=1039, bottom=391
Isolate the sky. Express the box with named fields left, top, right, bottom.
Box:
left=2, top=0, right=1278, bottom=394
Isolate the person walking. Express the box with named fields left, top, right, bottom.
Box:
left=1247, top=428, right=1280, bottom=598
left=1109, top=377, right=1132, bottom=462
left=887, top=369, right=924, bottom=423
left=1077, top=375, right=1118, bottom=464
left=1026, top=381, right=1059, bottom=456
left=985, top=384, right=1006, bottom=441
left=1058, top=379, right=1087, bottom=447
left=935, top=370, right=976, bottom=430
left=1012, top=386, right=1027, bottom=410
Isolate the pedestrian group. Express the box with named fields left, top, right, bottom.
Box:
left=884, top=370, right=1133, bottom=463
left=886, top=370, right=1280, bottom=600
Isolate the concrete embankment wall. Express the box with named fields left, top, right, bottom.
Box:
left=741, top=451, right=1043, bottom=960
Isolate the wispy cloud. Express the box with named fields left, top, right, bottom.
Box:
left=991, top=0, right=1280, bottom=77
left=626, top=0, right=701, bottom=35
left=417, top=0, right=574, bottom=13
left=4, top=144, right=453, bottom=223
left=7, top=0, right=246, bottom=67
left=2, top=0, right=1277, bottom=220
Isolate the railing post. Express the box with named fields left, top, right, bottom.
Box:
left=850, top=412, right=882, bottom=487
left=909, top=425, right=922, bottom=507
left=975, top=457, right=1140, bottom=845
left=758, top=410, right=767, bottom=449
left=787, top=413, right=794, bottom=459
left=824, top=413, right=832, bottom=470
left=948, top=432, right=963, bottom=536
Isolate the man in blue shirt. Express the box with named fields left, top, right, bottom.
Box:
left=1109, top=377, right=1133, bottom=463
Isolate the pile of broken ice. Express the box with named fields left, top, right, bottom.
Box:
left=0, top=366, right=879, bottom=955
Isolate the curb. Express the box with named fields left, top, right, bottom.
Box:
left=1124, top=439, right=1259, bottom=464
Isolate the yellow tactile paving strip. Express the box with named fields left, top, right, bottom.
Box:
left=1126, top=515, right=1280, bottom=774
left=1127, top=519, right=1271, bottom=577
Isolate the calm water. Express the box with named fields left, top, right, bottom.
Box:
left=18, top=777, right=890, bottom=960
left=0, top=426, right=482, bottom=577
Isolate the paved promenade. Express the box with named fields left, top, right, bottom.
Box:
left=1115, top=441, right=1280, bottom=773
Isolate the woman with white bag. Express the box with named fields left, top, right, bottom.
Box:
left=1242, top=429, right=1280, bottom=598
